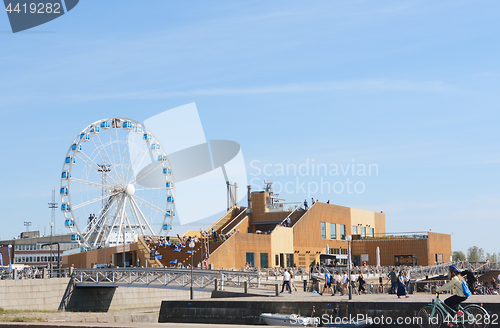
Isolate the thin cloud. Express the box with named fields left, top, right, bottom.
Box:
left=0, top=79, right=456, bottom=108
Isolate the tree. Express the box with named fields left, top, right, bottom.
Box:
left=486, top=253, right=499, bottom=263
left=452, top=251, right=466, bottom=261
left=467, top=246, right=484, bottom=262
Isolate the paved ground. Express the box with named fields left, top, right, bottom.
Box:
left=214, top=290, right=500, bottom=303
left=0, top=292, right=498, bottom=327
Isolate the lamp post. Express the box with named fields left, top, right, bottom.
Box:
left=7, top=244, right=12, bottom=278
left=49, top=222, right=54, bottom=278
left=189, top=241, right=195, bottom=300
left=345, top=235, right=352, bottom=300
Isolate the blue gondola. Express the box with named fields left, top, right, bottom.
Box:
left=123, top=120, right=134, bottom=130
left=65, top=157, right=75, bottom=165
left=167, top=196, right=174, bottom=203
left=61, top=203, right=71, bottom=211
left=143, top=133, right=152, bottom=141
left=64, top=219, right=75, bottom=228
left=163, top=168, right=171, bottom=175
left=71, top=234, right=81, bottom=241
left=61, top=171, right=71, bottom=179
left=158, top=155, right=167, bottom=162
left=166, top=210, right=174, bottom=218
left=162, top=224, right=171, bottom=231
left=80, top=133, right=90, bottom=142
left=134, top=126, right=143, bottom=134
left=151, top=143, right=160, bottom=151
left=90, top=126, right=99, bottom=134
left=100, top=121, right=111, bottom=129
left=80, top=247, right=89, bottom=251
left=166, top=182, right=173, bottom=188
left=60, top=187, right=68, bottom=196
left=71, top=143, right=81, bottom=152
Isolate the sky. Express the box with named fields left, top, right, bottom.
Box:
left=0, top=1, right=499, bottom=255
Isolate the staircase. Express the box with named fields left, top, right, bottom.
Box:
left=208, top=206, right=246, bottom=234
left=155, top=206, right=247, bottom=267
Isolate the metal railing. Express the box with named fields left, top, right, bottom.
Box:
left=73, top=268, right=262, bottom=290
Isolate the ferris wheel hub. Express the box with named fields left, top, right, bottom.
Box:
left=125, top=184, right=135, bottom=196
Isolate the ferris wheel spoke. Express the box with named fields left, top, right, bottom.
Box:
left=72, top=191, right=121, bottom=210
left=107, top=128, right=121, bottom=186
left=75, top=151, right=120, bottom=186
left=128, top=141, right=151, bottom=185
left=129, top=161, right=164, bottom=185
left=113, top=125, right=126, bottom=186
left=129, top=196, right=157, bottom=235
left=134, top=187, right=167, bottom=191
left=69, top=177, right=107, bottom=189
left=91, top=134, right=113, bottom=176
left=123, top=129, right=143, bottom=188
left=132, top=194, right=167, bottom=216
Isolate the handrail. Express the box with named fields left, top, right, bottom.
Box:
left=279, top=202, right=304, bottom=227
left=221, top=208, right=247, bottom=235
left=204, top=205, right=240, bottom=234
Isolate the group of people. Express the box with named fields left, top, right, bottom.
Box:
left=319, top=270, right=366, bottom=296
left=388, top=268, right=411, bottom=298
left=208, top=228, right=239, bottom=243
left=303, top=198, right=331, bottom=210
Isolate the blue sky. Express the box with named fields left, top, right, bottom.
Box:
left=0, top=1, right=499, bottom=255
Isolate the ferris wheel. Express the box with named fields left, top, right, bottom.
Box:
left=59, top=117, right=175, bottom=249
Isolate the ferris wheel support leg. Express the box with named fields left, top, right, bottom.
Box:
left=128, top=197, right=147, bottom=236
left=104, top=195, right=126, bottom=246
left=130, top=196, right=157, bottom=236
left=91, top=195, right=118, bottom=248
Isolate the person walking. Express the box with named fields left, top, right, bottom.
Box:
left=333, top=271, right=342, bottom=296
left=280, top=269, right=292, bottom=294
left=304, top=199, right=308, bottom=210
left=320, top=270, right=333, bottom=295
left=350, top=271, right=359, bottom=295
left=396, top=271, right=409, bottom=298
left=388, top=268, right=397, bottom=294
left=341, top=270, right=349, bottom=295
left=403, top=271, right=410, bottom=293
left=357, top=273, right=366, bottom=294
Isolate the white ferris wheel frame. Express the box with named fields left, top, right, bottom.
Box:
left=59, top=117, right=176, bottom=249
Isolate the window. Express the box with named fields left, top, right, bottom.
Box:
left=360, top=227, right=366, bottom=238
left=352, top=226, right=357, bottom=235
left=340, top=224, right=346, bottom=240
left=260, top=253, right=268, bottom=268
left=275, top=254, right=279, bottom=267
left=320, top=222, right=326, bottom=239
left=330, top=223, right=336, bottom=240
left=369, top=228, right=374, bottom=238
left=246, top=253, right=255, bottom=267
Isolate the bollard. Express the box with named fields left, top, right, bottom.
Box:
left=275, top=284, right=279, bottom=296
left=12, top=269, right=17, bottom=280
left=42, top=268, right=48, bottom=279
left=214, top=278, right=218, bottom=291
left=244, top=281, right=248, bottom=294
left=303, top=279, right=308, bottom=292
left=316, top=281, right=321, bottom=293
